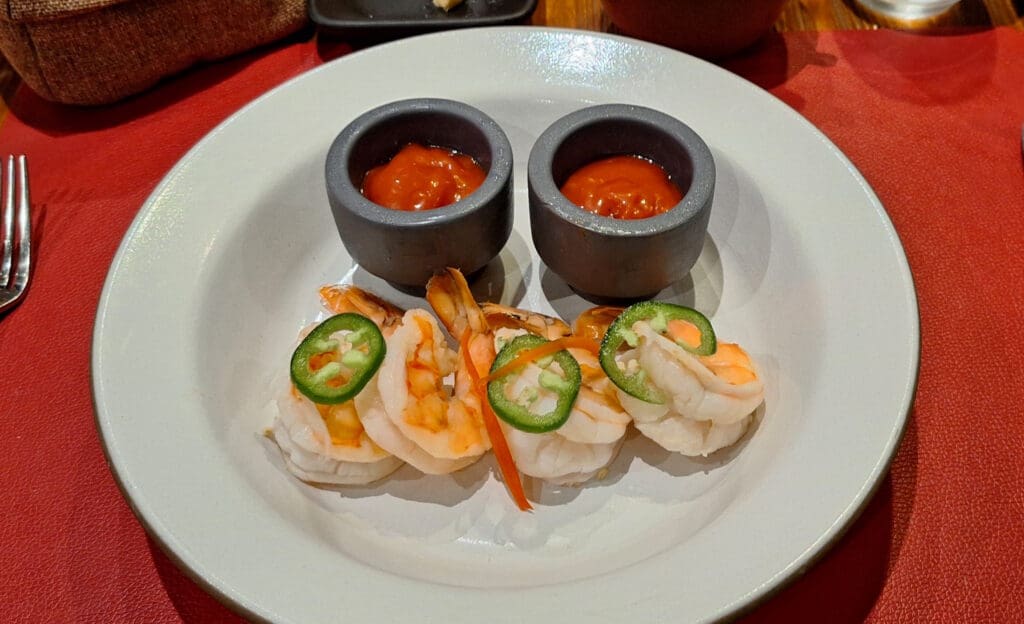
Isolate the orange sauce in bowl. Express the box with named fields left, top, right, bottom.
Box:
left=361, top=143, right=486, bottom=211
left=560, top=155, right=682, bottom=220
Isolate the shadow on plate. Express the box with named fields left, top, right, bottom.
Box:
left=526, top=403, right=764, bottom=507
left=260, top=400, right=764, bottom=509
left=633, top=402, right=765, bottom=478
left=523, top=444, right=632, bottom=506
left=258, top=433, right=491, bottom=508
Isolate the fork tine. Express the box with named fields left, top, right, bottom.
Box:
left=0, top=156, right=12, bottom=286
left=13, top=155, right=30, bottom=291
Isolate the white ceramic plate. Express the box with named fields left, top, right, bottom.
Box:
left=93, top=28, right=918, bottom=624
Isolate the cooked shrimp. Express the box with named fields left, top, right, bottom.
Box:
left=488, top=325, right=626, bottom=484
left=321, top=282, right=490, bottom=474
left=428, top=271, right=606, bottom=481
left=269, top=305, right=405, bottom=485
left=361, top=307, right=490, bottom=474
left=426, top=268, right=539, bottom=508
left=615, top=322, right=764, bottom=456
left=481, top=302, right=632, bottom=485
left=488, top=305, right=633, bottom=446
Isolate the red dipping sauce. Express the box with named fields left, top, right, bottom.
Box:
left=361, top=143, right=486, bottom=211
left=560, top=155, right=683, bottom=220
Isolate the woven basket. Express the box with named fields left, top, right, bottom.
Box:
left=0, top=0, right=307, bottom=105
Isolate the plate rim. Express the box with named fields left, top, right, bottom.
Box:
left=91, top=26, right=920, bottom=623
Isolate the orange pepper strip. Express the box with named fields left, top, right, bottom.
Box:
left=460, top=329, right=532, bottom=512
left=477, top=336, right=600, bottom=388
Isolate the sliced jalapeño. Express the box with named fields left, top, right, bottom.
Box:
left=486, top=334, right=582, bottom=434
left=290, top=313, right=385, bottom=404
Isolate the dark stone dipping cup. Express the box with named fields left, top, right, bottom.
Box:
left=325, top=98, right=513, bottom=288
left=528, top=104, right=715, bottom=299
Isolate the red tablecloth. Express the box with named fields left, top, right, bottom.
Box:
left=1, top=27, right=1022, bottom=623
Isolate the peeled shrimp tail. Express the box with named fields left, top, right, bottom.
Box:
left=425, top=268, right=490, bottom=341
left=573, top=306, right=625, bottom=341
left=426, top=267, right=496, bottom=383
left=481, top=302, right=572, bottom=340
left=319, top=284, right=405, bottom=336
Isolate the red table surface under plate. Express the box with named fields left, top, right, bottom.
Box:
left=0, top=27, right=1022, bottom=623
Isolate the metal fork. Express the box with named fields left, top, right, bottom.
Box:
left=0, top=155, right=31, bottom=313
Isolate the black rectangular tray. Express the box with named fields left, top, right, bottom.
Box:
left=310, top=0, right=539, bottom=40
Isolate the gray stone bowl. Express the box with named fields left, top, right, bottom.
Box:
left=528, top=104, right=715, bottom=299
left=325, top=98, right=513, bottom=288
